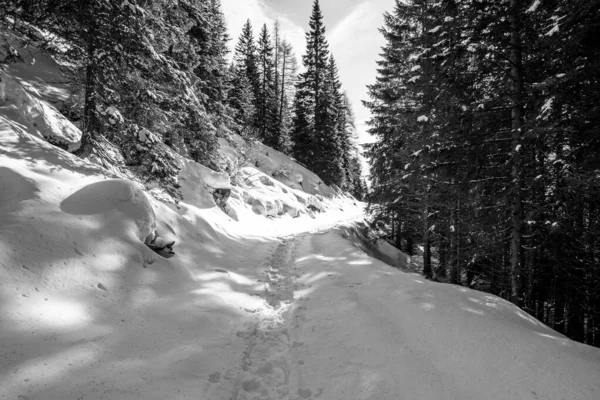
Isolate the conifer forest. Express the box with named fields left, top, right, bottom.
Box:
left=1, top=0, right=599, bottom=349
left=365, top=0, right=600, bottom=347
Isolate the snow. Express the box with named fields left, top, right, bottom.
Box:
left=417, top=115, right=429, bottom=122
left=1, top=41, right=600, bottom=400
left=137, top=128, right=159, bottom=144
left=526, top=0, right=542, bottom=13
left=219, top=136, right=337, bottom=198
left=546, top=16, right=563, bottom=37
left=546, top=24, right=560, bottom=36
left=104, top=105, right=124, bottom=125
left=540, top=96, right=554, bottom=117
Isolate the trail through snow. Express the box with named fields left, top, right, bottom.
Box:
left=202, top=230, right=600, bottom=400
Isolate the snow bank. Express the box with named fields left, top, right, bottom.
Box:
left=288, top=229, right=600, bottom=400
left=376, top=238, right=411, bottom=270
left=338, top=222, right=412, bottom=271
left=60, top=179, right=156, bottom=242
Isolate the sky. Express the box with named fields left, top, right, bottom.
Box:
left=221, top=0, right=396, bottom=149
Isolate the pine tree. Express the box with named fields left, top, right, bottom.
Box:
left=292, top=0, right=346, bottom=186
left=234, top=20, right=260, bottom=113
left=255, top=24, right=278, bottom=147
left=276, top=39, right=298, bottom=154
left=228, top=64, right=256, bottom=138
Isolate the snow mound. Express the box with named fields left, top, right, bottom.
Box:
left=178, top=159, right=224, bottom=210
left=60, top=179, right=156, bottom=242
left=338, top=222, right=412, bottom=271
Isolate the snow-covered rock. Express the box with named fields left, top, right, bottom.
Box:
left=198, top=163, right=231, bottom=190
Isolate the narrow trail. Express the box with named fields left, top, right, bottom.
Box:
left=222, top=236, right=319, bottom=400
left=210, top=228, right=600, bottom=400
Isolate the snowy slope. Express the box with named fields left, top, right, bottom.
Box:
left=277, top=230, right=600, bottom=400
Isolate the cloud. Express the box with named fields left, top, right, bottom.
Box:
left=221, top=0, right=305, bottom=64
left=328, top=2, right=378, bottom=50
left=327, top=2, right=384, bottom=149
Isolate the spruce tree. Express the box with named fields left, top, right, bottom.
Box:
left=292, top=0, right=346, bottom=186
left=276, top=39, right=298, bottom=154
left=234, top=20, right=260, bottom=113
left=256, top=24, right=278, bottom=148
left=228, top=64, right=257, bottom=138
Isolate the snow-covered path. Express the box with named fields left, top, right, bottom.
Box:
left=205, top=229, right=600, bottom=400
left=2, top=218, right=600, bottom=400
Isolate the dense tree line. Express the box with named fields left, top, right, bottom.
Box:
left=366, top=0, right=600, bottom=346
left=291, top=0, right=365, bottom=194
left=229, top=0, right=366, bottom=197
left=1, top=0, right=366, bottom=200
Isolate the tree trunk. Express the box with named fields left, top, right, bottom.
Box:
left=279, top=49, right=287, bottom=126
left=509, top=0, right=525, bottom=306
left=423, top=195, right=432, bottom=279
left=274, top=21, right=280, bottom=118
left=74, top=36, right=99, bottom=159
left=449, top=203, right=458, bottom=284
left=395, top=217, right=403, bottom=250
left=390, top=211, right=396, bottom=244
left=449, top=199, right=462, bottom=285
left=456, top=199, right=461, bottom=284
left=406, top=237, right=414, bottom=257
left=553, top=266, right=566, bottom=334
left=437, top=228, right=448, bottom=280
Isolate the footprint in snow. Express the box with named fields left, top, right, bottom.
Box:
left=74, top=247, right=83, bottom=256
left=298, top=388, right=312, bottom=399
left=257, top=362, right=274, bottom=374
left=97, top=283, right=107, bottom=291
left=242, top=378, right=261, bottom=392
left=214, top=268, right=228, bottom=273
left=208, top=371, right=221, bottom=383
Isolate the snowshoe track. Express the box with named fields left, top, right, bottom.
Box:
left=227, top=237, right=313, bottom=400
